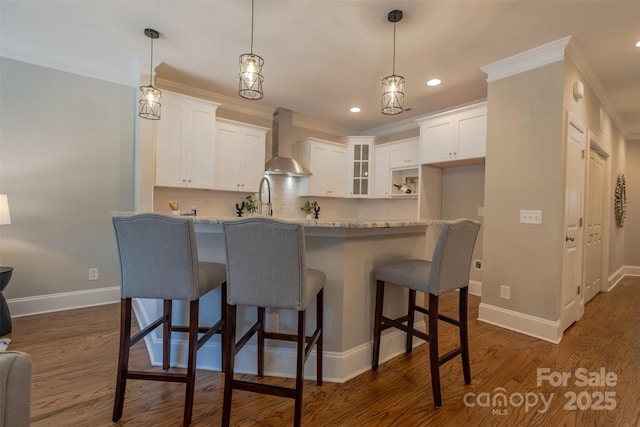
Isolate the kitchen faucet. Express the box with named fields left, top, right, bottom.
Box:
left=257, top=177, right=272, bottom=216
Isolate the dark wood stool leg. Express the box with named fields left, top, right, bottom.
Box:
left=459, top=287, right=471, bottom=384
left=372, top=280, right=385, bottom=370
left=163, top=300, right=172, bottom=371
left=428, top=293, right=442, bottom=408
left=113, top=298, right=132, bottom=422
left=257, top=306, right=265, bottom=377
left=294, top=310, right=306, bottom=427
left=220, top=283, right=227, bottom=374
left=316, top=288, right=323, bottom=386
left=183, top=300, right=199, bottom=426
left=222, top=304, right=236, bottom=426
left=406, top=289, right=416, bottom=354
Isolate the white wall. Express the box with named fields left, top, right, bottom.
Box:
left=0, top=57, right=135, bottom=308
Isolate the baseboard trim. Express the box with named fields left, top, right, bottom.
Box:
left=139, top=312, right=427, bottom=384
left=8, top=286, right=120, bottom=317
left=607, top=265, right=640, bottom=291
left=468, top=280, right=482, bottom=297
left=477, top=303, right=562, bottom=344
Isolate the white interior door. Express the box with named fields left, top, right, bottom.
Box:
left=584, top=146, right=606, bottom=303
left=561, top=112, right=586, bottom=332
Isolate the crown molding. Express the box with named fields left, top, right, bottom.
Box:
left=480, top=36, right=572, bottom=83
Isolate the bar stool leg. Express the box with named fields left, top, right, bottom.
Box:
left=222, top=304, right=236, bottom=426
left=459, top=287, right=471, bottom=384
left=428, top=294, right=442, bottom=408
left=294, top=310, right=306, bottom=427
left=406, top=289, right=416, bottom=354
left=316, top=288, right=323, bottom=386
left=113, top=298, right=132, bottom=422
left=372, top=280, right=385, bottom=370
left=163, top=300, right=172, bottom=371
left=257, top=307, right=265, bottom=377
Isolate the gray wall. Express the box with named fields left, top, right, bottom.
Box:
left=483, top=61, right=566, bottom=321
left=0, top=57, right=135, bottom=300
left=442, top=164, right=485, bottom=283
left=624, top=141, right=640, bottom=266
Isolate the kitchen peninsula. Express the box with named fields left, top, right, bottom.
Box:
left=131, top=215, right=439, bottom=383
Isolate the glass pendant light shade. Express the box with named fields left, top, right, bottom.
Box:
left=139, top=28, right=161, bottom=120
left=381, top=74, right=405, bottom=115
left=381, top=10, right=404, bottom=115
left=239, top=53, right=264, bottom=100
left=139, top=85, right=161, bottom=120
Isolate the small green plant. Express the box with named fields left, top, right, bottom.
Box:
left=245, top=195, right=258, bottom=214
left=301, top=200, right=318, bottom=214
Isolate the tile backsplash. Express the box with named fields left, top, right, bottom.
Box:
left=154, top=175, right=417, bottom=220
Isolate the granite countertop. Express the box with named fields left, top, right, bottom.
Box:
left=193, top=216, right=437, bottom=228
left=112, top=212, right=439, bottom=229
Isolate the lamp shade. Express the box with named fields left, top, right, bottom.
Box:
left=0, top=194, right=11, bottom=225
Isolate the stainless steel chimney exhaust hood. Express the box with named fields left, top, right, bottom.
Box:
left=265, top=108, right=312, bottom=176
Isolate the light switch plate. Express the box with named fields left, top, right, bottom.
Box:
left=520, top=210, right=542, bottom=224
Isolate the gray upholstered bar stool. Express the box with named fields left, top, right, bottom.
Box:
left=112, top=214, right=226, bottom=426
left=221, top=217, right=324, bottom=427
left=372, top=218, right=480, bottom=408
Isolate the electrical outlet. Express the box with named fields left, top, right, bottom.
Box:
left=474, top=260, right=482, bottom=270
left=88, top=268, right=99, bottom=281
left=267, top=312, right=279, bottom=332
left=500, top=285, right=511, bottom=300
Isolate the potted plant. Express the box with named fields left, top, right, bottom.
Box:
left=245, top=195, right=258, bottom=215
left=301, top=200, right=319, bottom=219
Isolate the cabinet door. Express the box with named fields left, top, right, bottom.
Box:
left=390, top=143, right=411, bottom=169
left=374, top=146, right=391, bottom=198
left=329, top=147, right=347, bottom=197
left=186, top=104, right=216, bottom=189
left=215, top=124, right=244, bottom=191
left=155, top=101, right=185, bottom=187
left=457, top=111, right=487, bottom=160
left=242, top=130, right=267, bottom=192
left=350, top=143, right=371, bottom=197
left=420, top=118, right=454, bottom=164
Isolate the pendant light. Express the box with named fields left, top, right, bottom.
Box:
left=238, top=0, right=264, bottom=100
left=139, top=28, right=161, bottom=120
left=381, top=10, right=404, bottom=115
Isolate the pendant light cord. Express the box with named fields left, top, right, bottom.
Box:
left=149, top=36, right=154, bottom=85
left=250, top=0, right=255, bottom=54
left=392, top=21, right=396, bottom=76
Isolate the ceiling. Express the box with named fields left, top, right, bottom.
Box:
left=1, top=1, right=639, bottom=138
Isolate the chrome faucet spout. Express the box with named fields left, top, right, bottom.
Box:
left=258, top=177, right=272, bottom=216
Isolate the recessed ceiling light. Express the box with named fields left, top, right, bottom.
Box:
left=350, top=107, right=361, bottom=113
left=636, top=40, right=640, bottom=47
left=426, top=78, right=441, bottom=87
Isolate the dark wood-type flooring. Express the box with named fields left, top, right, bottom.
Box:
left=7, top=276, right=640, bottom=426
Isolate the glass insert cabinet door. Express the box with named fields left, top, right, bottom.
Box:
left=352, top=143, right=369, bottom=195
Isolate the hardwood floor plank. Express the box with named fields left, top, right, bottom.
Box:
left=7, top=276, right=640, bottom=426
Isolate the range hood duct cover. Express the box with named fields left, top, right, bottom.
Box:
left=265, top=108, right=312, bottom=176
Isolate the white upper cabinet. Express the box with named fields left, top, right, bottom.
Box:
left=389, top=137, right=420, bottom=169
left=374, top=145, right=391, bottom=198
left=214, top=119, right=267, bottom=193
left=155, top=92, right=220, bottom=189
left=418, top=102, right=487, bottom=166
left=339, top=136, right=375, bottom=198
left=294, top=138, right=347, bottom=197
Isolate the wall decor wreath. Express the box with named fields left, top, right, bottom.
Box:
left=614, top=173, right=626, bottom=227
